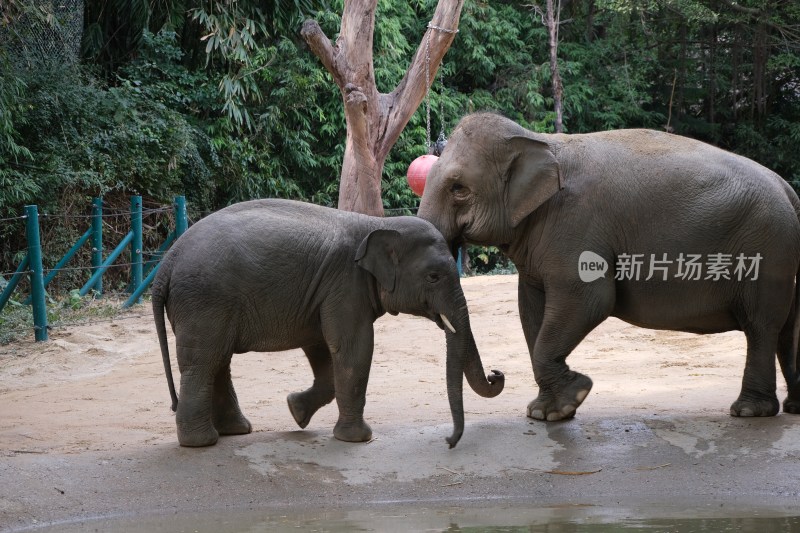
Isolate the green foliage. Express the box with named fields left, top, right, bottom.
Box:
left=466, top=245, right=518, bottom=276
left=118, top=30, right=217, bottom=115
left=190, top=0, right=328, bottom=129
left=2, top=0, right=800, bottom=283
left=206, top=35, right=344, bottom=206
left=0, top=53, right=35, bottom=212
left=8, top=61, right=215, bottom=208
left=556, top=28, right=664, bottom=131
left=192, top=4, right=268, bottom=130
left=82, top=0, right=154, bottom=72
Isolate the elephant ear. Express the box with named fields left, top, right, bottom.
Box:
left=504, top=135, right=563, bottom=228
left=355, top=229, right=401, bottom=292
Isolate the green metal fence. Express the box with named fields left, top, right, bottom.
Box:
left=0, top=195, right=188, bottom=341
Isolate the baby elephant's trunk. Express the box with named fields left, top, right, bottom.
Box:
left=444, top=301, right=504, bottom=448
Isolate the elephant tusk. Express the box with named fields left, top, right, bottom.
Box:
left=440, top=314, right=456, bottom=334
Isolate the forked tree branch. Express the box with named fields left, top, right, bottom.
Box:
left=301, top=0, right=464, bottom=215
left=301, top=19, right=342, bottom=87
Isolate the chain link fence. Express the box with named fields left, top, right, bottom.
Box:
left=0, top=0, right=83, bottom=66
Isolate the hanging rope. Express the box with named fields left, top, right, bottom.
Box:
left=424, top=22, right=458, bottom=155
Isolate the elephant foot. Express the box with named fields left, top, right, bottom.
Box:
left=214, top=413, right=252, bottom=436
left=287, top=392, right=314, bottom=429
left=784, top=382, right=800, bottom=414
left=287, top=390, right=333, bottom=429
left=213, top=394, right=252, bottom=435
left=177, top=423, right=219, bottom=447
left=527, top=372, right=593, bottom=422
left=333, top=418, right=373, bottom=443
left=784, top=397, right=800, bottom=414
left=730, top=394, right=779, bottom=417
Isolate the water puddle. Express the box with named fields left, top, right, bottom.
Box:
left=21, top=503, right=800, bottom=532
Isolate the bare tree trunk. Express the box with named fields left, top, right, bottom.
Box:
left=302, top=0, right=464, bottom=216
left=545, top=0, right=563, bottom=133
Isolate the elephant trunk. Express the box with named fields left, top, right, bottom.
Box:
left=418, top=199, right=457, bottom=246
left=444, top=296, right=505, bottom=448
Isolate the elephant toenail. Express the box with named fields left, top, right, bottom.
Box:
left=546, top=412, right=562, bottom=421
left=576, top=390, right=589, bottom=403
left=732, top=406, right=754, bottom=416
left=530, top=409, right=545, bottom=420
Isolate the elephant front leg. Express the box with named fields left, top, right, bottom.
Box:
left=287, top=343, right=336, bottom=428
left=213, top=361, right=252, bottom=436
left=325, top=323, right=374, bottom=443
left=521, top=287, right=604, bottom=422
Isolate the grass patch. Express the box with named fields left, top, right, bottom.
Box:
left=1, top=292, right=146, bottom=345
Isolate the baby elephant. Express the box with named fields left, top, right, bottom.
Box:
left=152, top=199, right=503, bottom=448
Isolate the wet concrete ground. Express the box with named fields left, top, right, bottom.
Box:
left=4, top=412, right=800, bottom=531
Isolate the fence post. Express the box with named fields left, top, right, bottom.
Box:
left=130, top=195, right=143, bottom=304
left=0, top=255, right=30, bottom=313
left=174, top=195, right=187, bottom=237
left=123, top=196, right=188, bottom=309
left=24, top=205, right=48, bottom=342
left=91, top=197, right=103, bottom=295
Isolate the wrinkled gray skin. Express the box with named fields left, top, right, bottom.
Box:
left=418, top=112, right=800, bottom=422
left=153, top=199, right=503, bottom=448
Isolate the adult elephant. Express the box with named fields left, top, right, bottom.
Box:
left=152, top=199, right=503, bottom=448
left=418, top=112, right=800, bottom=422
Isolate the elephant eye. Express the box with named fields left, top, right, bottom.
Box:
left=450, top=182, right=469, bottom=202
left=425, top=272, right=441, bottom=284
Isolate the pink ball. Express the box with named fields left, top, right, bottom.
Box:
left=406, top=154, right=439, bottom=196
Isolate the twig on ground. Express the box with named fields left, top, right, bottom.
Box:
left=636, top=463, right=671, bottom=471
left=544, top=468, right=603, bottom=475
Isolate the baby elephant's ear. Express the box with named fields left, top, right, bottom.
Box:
left=355, top=229, right=401, bottom=292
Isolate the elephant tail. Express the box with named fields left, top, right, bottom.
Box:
left=152, top=272, right=178, bottom=412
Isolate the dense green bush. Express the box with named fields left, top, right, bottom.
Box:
left=1, top=0, right=799, bottom=284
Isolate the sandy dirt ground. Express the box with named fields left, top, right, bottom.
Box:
left=1, top=274, right=799, bottom=531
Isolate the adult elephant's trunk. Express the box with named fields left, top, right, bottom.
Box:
left=444, top=294, right=504, bottom=448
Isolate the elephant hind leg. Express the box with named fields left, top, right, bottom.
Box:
left=287, top=343, right=335, bottom=429
left=730, top=326, right=780, bottom=417
left=175, top=345, right=223, bottom=447
left=777, top=318, right=800, bottom=414
left=213, top=361, right=252, bottom=436
left=784, top=386, right=800, bottom=415
left=783, top=381, right=800, bottom=415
